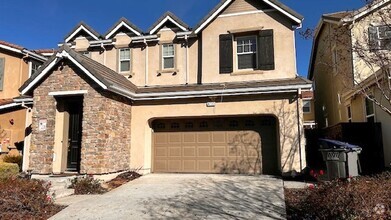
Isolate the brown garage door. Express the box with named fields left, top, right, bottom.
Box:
left=152, top=116, right=278, bottom=175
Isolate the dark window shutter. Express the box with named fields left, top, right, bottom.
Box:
left=219, top=34, right=233, bottom=74
left=0, top=58, right=4, bottom=91
left=258, top=29, right=275, bottom=70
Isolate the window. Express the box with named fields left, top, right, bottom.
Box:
left=199, top=121, right=208, bottom=128
left=303, top=100, right=311, bottom=113
left=162, top=44, right=175, bottom=69
left=119, top=48, right=131, bottom=72
left=171, top=123, right=180, bottom=129
left=365, top=98, right=375, bottom=123
left=185, top=122, right=193, bottom=129
left=219, top=29, right=274, bottom=74
left=30, top=61, right=41, bottom=77
left=229, top=120, right=239, bottom=128
left=369, top=25, right=391, bottom=50
left=237, top=36, right=257, bottom=69
left=347, top=105, right=352, bottom=123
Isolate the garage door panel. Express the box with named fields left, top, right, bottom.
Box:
left=198, top=160, right=212, bottom=171
left=183, top=147, right=196, bottom=157
left=212, top=146, right=226, bottom=157
left=212, top=132, right=226, bottom=143
left=169, top=133, right=182, bottom=144
left=155, top=148, right=167, bottom=157
left=169, top=147, right=182, bottom=157
left=183, top=133, right=196, bottom=143
left=198, top=147, right=211, bottom=157
left=168, top=160, right=182, bottom=171
left=152, top=117, right=278, bottom=175
left=154, top=133, right=168, bottom=144
left=197, top=133, right=211, bottom=143
left=183, top=160, right=196, bottom=171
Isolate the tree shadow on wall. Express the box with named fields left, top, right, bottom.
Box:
left=216, top=131, right=262, bottom=175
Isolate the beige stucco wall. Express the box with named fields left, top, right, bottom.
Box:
left=312, top=23, right=353, bottom=128
left=201, top=10, right=297, bottom=83
left=0, top=49, right=29, bottom=99
left=130, top=95, right=306, bottom=174
left=0, top=109, right=26, bottom=154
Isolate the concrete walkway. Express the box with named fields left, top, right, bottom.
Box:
left=51, top=174, right=286, bottom=220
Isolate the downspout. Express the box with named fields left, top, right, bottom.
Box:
left=296, top=88, right=303, bottom=172
left=144, top=39, right=149, bottom=87
left=185, top=34, right=189, bottom=85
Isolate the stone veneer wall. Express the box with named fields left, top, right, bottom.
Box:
left=30, top=62, right=131, bottom=174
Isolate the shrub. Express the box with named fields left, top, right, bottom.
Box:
left=70, top=175, right=107, bottom=195
left=285, top=172, right=391, bottom=219
left=0, top=162, right=19, bottom=179
left=3, top=155, right=23, bottom=171
left=0, top=177, right=64, bottom=219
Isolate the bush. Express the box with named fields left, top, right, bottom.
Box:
left=0, top=162, right=19, bottom=179
left=285, top=172, right=391, bottom=219
left=70, top=175, right=107, bottom=195
left=0, top=177, right=64, bottom=219
left=3, top=155, right=23, bottom=171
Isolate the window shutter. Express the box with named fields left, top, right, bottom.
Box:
left=258, top=29, right=275, bottom=70
left=368, top=26, right=378, bottom=50
left=0, top=58, right=4, bottom=91
left=219, top=34, right=233, bottom=74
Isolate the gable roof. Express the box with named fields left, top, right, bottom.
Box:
left=105, top=17, right=142, bottom=39
left=194, top=0, right=304, bottom=34
left=64, top=21, right=101, bottom=43
left=0, top=40, right=47, bottom=62
left=342, top=0, right=390, bottom=23
left=148, top=11, right=190, bottom=35
left=20, top=45, right=137, bottom=96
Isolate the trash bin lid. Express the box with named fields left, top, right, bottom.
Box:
left=319, top=138, right=362, bottom=151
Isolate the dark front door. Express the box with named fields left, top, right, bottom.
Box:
left=66, top=98, right=83, bottom=172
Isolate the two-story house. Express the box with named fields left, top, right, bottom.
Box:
left=0, top=41, right=46, bottom=160
left=309, top=0, right=391, bottom=168
left=19, top=0, right=311, bottom=176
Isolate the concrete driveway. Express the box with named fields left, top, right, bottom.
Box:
left=51, top=174, right=286, bottom=220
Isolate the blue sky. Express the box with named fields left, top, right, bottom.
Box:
left=0, top=0, right=366, bottom=77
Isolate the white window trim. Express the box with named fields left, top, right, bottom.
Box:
left=119, top=48, right=131, bottom=73
left=162, top=44, right=175, bottom=70
left=235, top=35, right=258, bottom=71
left=365, top=98, right=375, bottom=122
left=303, top=100, right=311, bottom=114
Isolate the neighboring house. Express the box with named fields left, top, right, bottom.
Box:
left=309, top=0, right=391, bottom=168
left=302, top=91, right=316, bottom=129
left=0, top=41, right=46, bottom=159
left=20, top=0, right=311, bottom=176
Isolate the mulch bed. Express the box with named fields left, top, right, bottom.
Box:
left=105, top=171, right=142, bottom=190
left=285, top=172, right=391, bottom=219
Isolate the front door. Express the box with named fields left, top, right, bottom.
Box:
left=66, top=98, right=83, bottom=172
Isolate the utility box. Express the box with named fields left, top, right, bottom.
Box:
left=319, top=139, right=362, bottom=180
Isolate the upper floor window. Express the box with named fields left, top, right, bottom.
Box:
left=219, top=29, right=274, bottom=74
left=237, top=36, right=257, bottom=69
left=30, top=61, right=41, bottom=77
left=369, top=25, right=391, bottom=50
left=119, top=48, right=130, bottom=72
left=303, top=100, right=311, bottom=113
left=365, top=98, right=375, bottom=123
left=162, top=44, right=175, bottom=69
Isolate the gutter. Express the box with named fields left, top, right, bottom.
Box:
left=109, top=83, right=312, bottom=101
